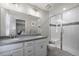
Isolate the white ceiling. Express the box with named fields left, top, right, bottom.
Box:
left=29, top=3, right=79, bottom=11
left=29, top=3, right=55, bottom=11
left=11, top=3, right=79, bottom=12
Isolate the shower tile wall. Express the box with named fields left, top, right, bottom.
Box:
left=63, top=6, right=79, bottom=55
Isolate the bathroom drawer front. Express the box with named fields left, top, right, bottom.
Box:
left=0, top=51, right=12, bottom=56
left=0, top=43, right=23, bottom=53
left=24, top=46, right=34, bottom=56
left=11, top=48, right=23, bottom=56
left=35, top=39, right=47, bottom=44
left=24, top=41, right=34, bottom=47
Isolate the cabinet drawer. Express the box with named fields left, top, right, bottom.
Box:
left=0, top=51, right=12, bottom=56
left=24, top=41, right=34, bottom=47
left=24, top=46, right=34, bottom=56
left=0, top=43, right=23, bottom=53
left=11, top=48, right=23, bottom=56
left=35, top=39, right=47, bottom=44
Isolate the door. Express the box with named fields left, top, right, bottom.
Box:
left=0, top=51, right=12, bottom=56
left=50, top=14, right=62, bottom=49
left=24, top=46, right=34, bottom=56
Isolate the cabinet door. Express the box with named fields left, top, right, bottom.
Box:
left=0, top=43, right=23, bottom=53
left=0, top=8, right=16, bottom=36
left=34, top=40, right=47, bottom=56
left=12, top=48, right=23, bottom=56
left=24, top=46, right=34, bottom=56
left=9, top=14, right=16, bottom=36
left=0, top=51, right=12, bottom=56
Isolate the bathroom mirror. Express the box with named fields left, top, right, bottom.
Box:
left=0, top=8, right=41, bottom=36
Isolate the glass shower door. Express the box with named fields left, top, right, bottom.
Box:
left=50, top=14, right=62, bottom=49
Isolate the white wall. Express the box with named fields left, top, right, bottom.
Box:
left=49, top=3, right=79, bottom=17
left=63, top=25, right=79, bottom=55
left=63, top=6, right=79, bottom=55
left=0, top=9, right=1, bottom=36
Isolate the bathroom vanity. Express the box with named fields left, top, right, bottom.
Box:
left=0, top=36, right=48, bottom=56
left=0, top=6, right=49, bottom=56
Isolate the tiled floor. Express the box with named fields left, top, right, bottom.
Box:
left=47, top=44, right=73, bottom=56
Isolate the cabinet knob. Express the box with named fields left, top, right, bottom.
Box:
left=41, top=45, right=43, bottom=48
left=28, top=50, right=32, bottom=53
left=10, top=54, right=12, bottom=56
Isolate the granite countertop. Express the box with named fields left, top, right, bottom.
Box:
left=0, top=36, right=47, bottom=46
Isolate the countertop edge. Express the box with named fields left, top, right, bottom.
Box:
left=0, top=36, right=48, bottom=46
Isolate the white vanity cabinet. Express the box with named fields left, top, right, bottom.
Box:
left=0, top=43, right=23, bottom=56
left=0, top=38, right=47, bottom=56
left=0, top=48, right=23, bottom=56
left=23, top=39, right=47, bottom=56
left=11, top=48, right=23, bottom=56
left=0, top=51, right=12, bottom=56
left=24, top=41, right=34, bottom=56
left=34, top=39, right=47, bottom=56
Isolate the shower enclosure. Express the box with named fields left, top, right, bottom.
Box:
left=50, top=14, right=63, bottom=50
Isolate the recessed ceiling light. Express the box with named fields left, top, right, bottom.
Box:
left=63, top=8, right=66, bottom=10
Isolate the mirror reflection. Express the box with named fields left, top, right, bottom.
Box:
left=0, top=8, right=41, bottom=37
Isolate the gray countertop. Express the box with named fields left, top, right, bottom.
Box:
left=0, top=36, right=47, bottom=46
